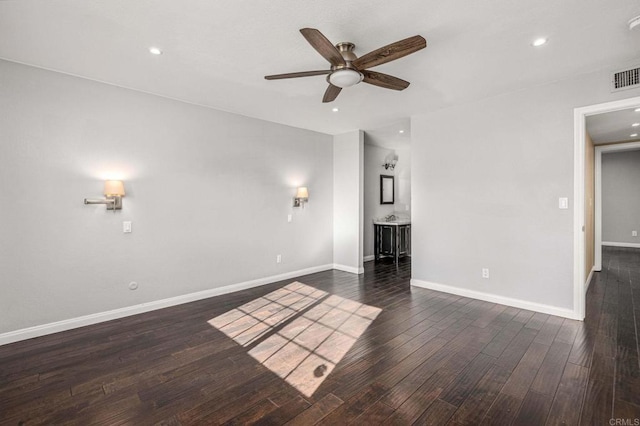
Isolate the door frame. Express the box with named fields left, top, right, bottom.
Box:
left=573, top=96, right=640, bottom=320
left=595, top=140, right=640, bottom=270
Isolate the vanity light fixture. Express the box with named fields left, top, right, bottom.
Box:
left=84, top=180, right=125, bottom=211
left=293, top=187, right=309, bottom=208
left=383, top=155, right=398, bottom=171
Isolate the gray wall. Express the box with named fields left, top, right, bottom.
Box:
left=602, top=150, right=640, bottom=245
left=333, top=130, right=364, bottom=273
left=412, top=68, right=640, bottom=311
left=0, top=59, right=334, bottom=334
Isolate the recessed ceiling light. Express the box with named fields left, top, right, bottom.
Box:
left=631, top=133, right=638, bottom=137
left=149, top=47, right=163, bottom=55
left=399, top=130, right=405, bottom=134
left=632, top=123, right=640, bottom=127
left=532, top=37, right=548, bottom=47
left=635, top=108, right=640, bottom=112
left=332, top=107, right=339, bottom=112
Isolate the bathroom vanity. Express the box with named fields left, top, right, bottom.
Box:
left=373, top=218, right=411, bottom=264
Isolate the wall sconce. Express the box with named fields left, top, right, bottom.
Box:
left=383, top=155, right=398, bottom=171
left=293, top=187, right=309, bottom=208
left=84, top=180, right=125, bottom=211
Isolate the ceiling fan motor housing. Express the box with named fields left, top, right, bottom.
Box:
left=327, top=42, right=364, bottom=88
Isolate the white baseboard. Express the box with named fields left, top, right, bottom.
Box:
left=584, top=267, right=596, bottom=293
left=410, top=279, right=580, bottom=320
left=602, top=241, right=640, bottom=249
left=363, top=255, right=375, bottom=262
left=333, top=264, right=364, bottom=275
left=0, top=264, right=334, bottom=346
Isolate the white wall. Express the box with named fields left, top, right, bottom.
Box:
left=363, top=143, right=411, bottom=258
left=602, top=150, right=640, bottom=245
left=0, top=59, right=334, bottom=335
left=333, top=130, right=364, bottom=273
left=412, top=67, right=640, bottom=313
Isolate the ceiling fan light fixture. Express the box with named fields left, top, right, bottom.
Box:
left=329, top=69, right=363, bottom=88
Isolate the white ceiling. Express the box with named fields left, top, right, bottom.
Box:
left=364, top=119, right=411, bottom=151
left=1, top=0, right=639, bottom=135
left=586, top=107, right=640, bottom=144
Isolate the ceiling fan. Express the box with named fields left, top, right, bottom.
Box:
left=264, top=28, right=427, bottom=103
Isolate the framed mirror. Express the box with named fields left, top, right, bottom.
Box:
left=380, top=175, right=395, bottom=204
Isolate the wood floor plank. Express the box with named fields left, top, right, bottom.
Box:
left=447, top=364, right=511, bottom=425
left=529, top=341, right=572, bottom=396
left=545, top=362, right=589, bottom=425
left=284, top=393, right=343, bottom=425
left=513, top=390, right=553, bottom=426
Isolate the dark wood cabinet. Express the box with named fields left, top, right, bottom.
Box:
left=374, top=223, right=411, bottom=264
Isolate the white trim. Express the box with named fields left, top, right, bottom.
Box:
left=602, top=241, right=640, bottom=248
left=363, top=255, right=375, bottom=262
left=595, top=147, right=603, bottom=271
left=0, top=264, right=334, bottom=346
left=411, top=279, right=580, bottom=320
left=573, top=107, right=586, bottom=320
left=333, top=264, right=364, bottom=274
left=573, top=96, right=640, bottom=321
left=595, top=141, right=640, bottom=272
left=584, top=267, right=596, bottom=293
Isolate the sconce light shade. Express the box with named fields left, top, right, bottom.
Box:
left=84, top=180, right=125, bottom=211
left=295, top=187, right=309, bottom=199
left=104, top=180, right=125, bottom=197
left=294, top=187, right=309, bottom=208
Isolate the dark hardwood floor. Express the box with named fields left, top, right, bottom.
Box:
left=1, top=248, right=640, bottom=425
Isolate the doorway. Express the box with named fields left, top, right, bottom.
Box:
left=573, top=96, right=640, bottom=319
left=362, top=119, right=412, bottom=268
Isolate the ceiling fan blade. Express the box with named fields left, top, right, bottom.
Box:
left=300, top=28, right=346, bottom=67
left=265, top=70, right=330, bottom=80
left=322, top=84, right=342, bottom=103
left=352, top=35, right=426, bottom=70
left=362, top=70, right=410, bottom=90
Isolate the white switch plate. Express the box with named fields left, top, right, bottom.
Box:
left=287, top=214, right=292, bottom=223
left=123, top=221, right=132, bottom=233
left=633, top=230, right=638, bottom=237
left=558, top=198, right=569, bottom=209
left=276, top=254, right=282, bottom=263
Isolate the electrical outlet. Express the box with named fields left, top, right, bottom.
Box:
left=123, top=221, right=132, bottom=233
left=276, top=254, right=282, bottom=264
left=482, top=268, right=490, bottom=279
left=633, top=230, right=638, bottom=237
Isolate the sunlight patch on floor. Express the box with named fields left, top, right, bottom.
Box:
left=208, top=281, right=381, bottom=397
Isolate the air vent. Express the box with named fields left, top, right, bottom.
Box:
left=611, top=66, right=640, bottom=92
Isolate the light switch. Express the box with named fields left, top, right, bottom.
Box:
left=287, top=214, right=292, bottom=223
left=123, top=221, right=132, bottom=233
left=633, top=230, right=638, bottom=237
left=558, top=198, right=569, bottom=209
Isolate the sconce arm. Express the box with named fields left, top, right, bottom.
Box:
left=84, top=198, right=116, bottom=205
